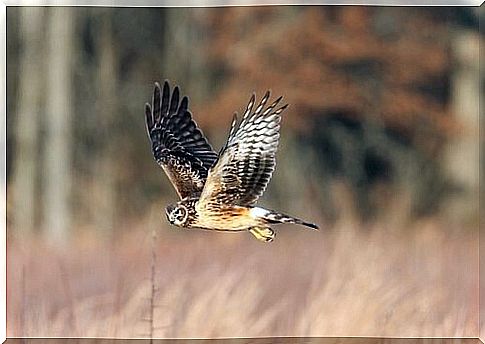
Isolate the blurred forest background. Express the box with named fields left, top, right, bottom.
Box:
left=6, top=6, right=482, bottom=338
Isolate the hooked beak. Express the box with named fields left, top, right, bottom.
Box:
left=165, top=204, right=174, bottom=224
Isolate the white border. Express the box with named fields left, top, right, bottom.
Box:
left=0, top=2, right=481, bottom=343
left=1, top=0, right=484, bottom=6
left=1, top=2, right=6, bottom=343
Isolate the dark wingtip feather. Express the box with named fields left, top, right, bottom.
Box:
left=230, top=112, right=239, bottom=132
left=153, top=82, right=161, bottom=101
left=161, top=81, right=171, bottom=115
left=162, top=81, right=170, bottom=96
left=257, top=91, right=271, bottom=111
left=179, top=96, right=189, bottom=113
left=276, top=103, right=289, bottom=114
left=145, top=102, right=153, bottom=129
left=170, top=86, right=180, bottom=114
left=153, top=82, right=161, bottom=97
left=152, top=83, right=162, bottom=122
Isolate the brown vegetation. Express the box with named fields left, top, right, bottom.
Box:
left=8, top=210, right=477, bottom=338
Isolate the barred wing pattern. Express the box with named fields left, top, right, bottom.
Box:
left=197, top=91, right=288, bottom=211
left=145, top=81, right=218, bottom=199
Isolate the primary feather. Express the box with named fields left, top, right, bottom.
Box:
left=145, top=81, right=218, bottom=199
left=197, top=91, right=288, bottom=212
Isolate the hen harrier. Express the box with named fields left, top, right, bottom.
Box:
left=145, top=81, right=318, bottom=242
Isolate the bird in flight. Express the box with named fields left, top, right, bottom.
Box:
left=145, top=81, right=318, bottom=242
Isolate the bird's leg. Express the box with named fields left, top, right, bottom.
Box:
left=249, top=226, right=275, bottom=242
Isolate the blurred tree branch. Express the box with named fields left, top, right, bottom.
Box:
left=11, top=7, right=45, bottom=235
left=43, top=8, right=75, bottom=244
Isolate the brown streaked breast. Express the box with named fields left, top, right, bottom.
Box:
left=194, top=205, right=261, bottom=231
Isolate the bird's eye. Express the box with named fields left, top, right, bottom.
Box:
left=176, top=208, right=186, bottom=220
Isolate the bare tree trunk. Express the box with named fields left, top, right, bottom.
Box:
left=43, top=8, right=75, bottom=244
left=444, top=30, right=480, bottom=222
left=162, top=9, right=209, bottom=101
left=11, top=7, right=45, bottom=235
left=93, top=11, right=117, bottom=236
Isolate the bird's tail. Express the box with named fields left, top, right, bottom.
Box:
left=250, top=207, right=319, bottom=230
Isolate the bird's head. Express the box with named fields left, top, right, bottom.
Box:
left=165, top=202, right=189, bottom=227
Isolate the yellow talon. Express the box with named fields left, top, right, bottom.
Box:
left=249, top=227, right=275, bottom=242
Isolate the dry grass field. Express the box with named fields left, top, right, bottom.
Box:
left=7, top=210, right=477, bottom=338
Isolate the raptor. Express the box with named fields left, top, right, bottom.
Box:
left=145, top=81, right=318, bottom=242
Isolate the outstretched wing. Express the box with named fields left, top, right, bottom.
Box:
left=145, top=81, right=218, bottom=199
left=197, top=91, right=287, bottom=212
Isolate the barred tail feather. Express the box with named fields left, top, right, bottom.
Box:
left=250, top=207, right=319, bottom=230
